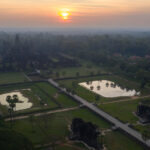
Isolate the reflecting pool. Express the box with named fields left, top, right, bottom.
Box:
left=0, top=90, right=33, bottom=111
left=79, top=80, right=140, bottom=98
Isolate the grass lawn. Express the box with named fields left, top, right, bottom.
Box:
left=53, top=144, right=87, bottom=150
left=37, top=143, right=88, bottom=150
left=58, top=75, right=145, bottom=104
left=5, top=108, right=146, bottom=150
left=54, top=145, right=80, bottom=150
left=8, top=108, right=110, bottom=145
left=99, top=98, right=150, bottom=124
left=103, top=131, right=146, bottom=150
left=48, top=61, right=107, bottom=78
left=0, top=82, right=60, bottom=116
left=0, top=81, right=79, bottom=117
left=134, top=124, right=150, bottom=135
left=35, top=82, right=78, bottom=107
left=0, top=72, right=27, bottom=84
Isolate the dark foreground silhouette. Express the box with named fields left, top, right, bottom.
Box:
left=137, top=104, right=150, bottom=123
left=70, top=118, right=101, bottom=150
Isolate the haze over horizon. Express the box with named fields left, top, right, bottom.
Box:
left=0, top=0, right=150, bottom=30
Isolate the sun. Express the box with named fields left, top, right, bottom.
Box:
left=59, top=9, right=71, bottom=20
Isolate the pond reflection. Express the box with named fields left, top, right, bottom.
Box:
left=79, top=80, right=140, bottom=98
left=0, top=90, right=33, bottom=111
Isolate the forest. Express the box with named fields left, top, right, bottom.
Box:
left=0, top=32, right=150, bottom=86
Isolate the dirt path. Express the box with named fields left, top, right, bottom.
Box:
left=101, top=95, right=150, bottom=105
left=64, top=143, right=87, bottom=150
left=23, top=73, right=32, bottom=81
left=5, top=106, right=80, bottom=121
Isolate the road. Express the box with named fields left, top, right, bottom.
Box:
left=23, top=73, right=32, bottom=81
left=48, top=78, right=150, bottom=148
left=5, top=106, right=80, bottom=121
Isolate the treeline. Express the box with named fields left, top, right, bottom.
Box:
left=0, top=32, right=150, bottom=85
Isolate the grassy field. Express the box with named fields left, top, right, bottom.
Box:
left=53, top=145, right=86, bottom=150
left=134, top=124, right=150, bottom=135
left=5, top=108, right=147, bottom=150
left=38, top=144, right=87, bottom=150
left=58, top=75, right=146, bottom=104
left=99, top=97, right=150, bottom=124
left=0, top=82, right=78, bottom=116
left=104, top=131, right=146, bottom=150
left=47, top=61, right=107, bottom=78
left=8, top=108, right=110, bottom=145
left=99, top=100, right=140, bottom=124
left=35, top=82, right=78, bottom=107
left=0, top=72, right=149, bottom=150
left=0, top=72, right=28, bottom=84
left=0, top=83, right=58, bottom=116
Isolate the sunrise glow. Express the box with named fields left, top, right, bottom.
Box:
left=0, top=0, right=150, bottom=28
left=59, top=9, right=71, bottom=20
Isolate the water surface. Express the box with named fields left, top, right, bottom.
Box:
left=0, top=90, right=33, bottom=111
left=79, top=80, right=140, bottom=98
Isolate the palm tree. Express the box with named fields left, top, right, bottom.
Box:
left=12, top=95, right=19, bottom=103
left=97, top=85, right=101, bottom=90
left=86, top=81, right=89, bottom=85
left=6, top=96, right=11, bottom=104
left=6, top=95, right=18, bottom=111
left=106, top=82, right=109, bottom=87
left=90, top=86, right=94, bottom=90
left=6, top=95, right=19, bottom=126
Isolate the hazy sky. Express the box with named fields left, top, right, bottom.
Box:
left=0, top=0, right=150, bottom=29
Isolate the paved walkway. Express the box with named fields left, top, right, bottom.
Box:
left=48, top=78, right=150, bottom=148
left=5, top=106, right=80, bottom=121
left=23, top=73, right=32, bottom=81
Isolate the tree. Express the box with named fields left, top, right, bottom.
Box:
left=62, top=71, right=66, bottom=77
left=55, top=72, right=60, bottom=78
left=6, top=95, right=19, bottom=126
left=70, top=118, right=100, bottom=150
left=97, top=70, right=101, bottom=75
left=90, top=71, right=94, bottom=76
left=142, top=130, right=150, bottom=143
left=106, top=82, right=109, bottom=87
left=6, top=95, right=19, bottom=111
left=66, top=88, right=71, bottom=93
left=100, top=134, right=104, bottom=148
left=0, top=128, right=34, bottom=150
left=72, top=81, right=77, bottom=89
left=76, top=72, right=80, bottom=77
left=71, top=89, right=76, bottom=95
left=90, top=86, right=94, bottom=90
left=140, top=80, right=147, bottom=89
left=95, top=95, right=100, bottom=102
left=97, top=85, right=100, bottom=90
